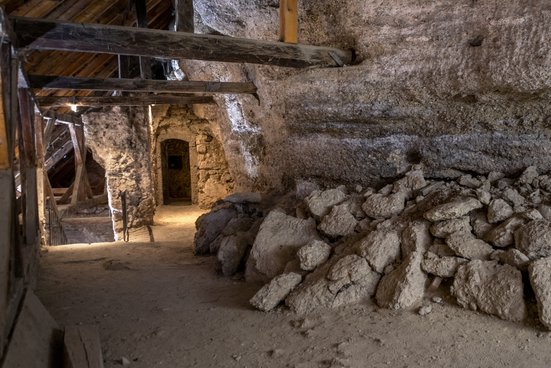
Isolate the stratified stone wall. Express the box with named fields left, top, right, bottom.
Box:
left=151, top=105, right=233, bottom=208
left=186, top=0, right=551, bottom=190
left=83, top=107, right=155, bottom=240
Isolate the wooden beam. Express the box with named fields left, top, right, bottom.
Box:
left=11, top=16, right=353, bottom=68
left=29, top=75, right=257, bottom=94
left=279, top=0, right=298, bottom=43
left=37, top=95, right=214, bottom=107
left=174, top=0, right=194, bottom=32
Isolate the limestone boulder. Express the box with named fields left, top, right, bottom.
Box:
left=445, top=232, right=493, bottom=260
left=297, top=240, right=332, bottom=271
left=356, top=229, right=401, bottom=273
left=514, top=220, right=551, bottom=260
left=362, top=192, right=406, bottom=219
left=375, top=252, right=427, bottom=310
left=484, top=216, right=525, bottom=248
left=194, top=206, right=237, bottom=255
left=424, top=197, right=483, bottom=222
left=217, top=233, right=250, bottom=276
left=250, top=273, right=303, bottom=312
left=430, top=216, right=472, bottom=238
left=487, top=199, right=513, bottom=224
left=247, top=210, right=319, bottom=280
left=305, top=188, right=347, bottom=219
left=318, top=202, right=358, bottom=237
left=452, top=260, right=526, bottom=322
left=528, top=257, right=551, bottom=329
left=401, top=220, right=432, bottom=257
left=421, top=252, right=468, bottom=278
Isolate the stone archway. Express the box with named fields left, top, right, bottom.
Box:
left=161, top=139, right=192, bottom=204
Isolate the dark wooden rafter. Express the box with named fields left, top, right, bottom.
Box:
left=29, top=75, right=257, bottom=94
left=37, top=95, right=214, bottom=107
left=174, top=0, right=193, bottom=32
left=10, top=15, right=354, bottom=68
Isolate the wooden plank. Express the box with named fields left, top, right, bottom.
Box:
left=37, top=95, right=215, bottom=107
left=280, top=0, right=298, bottom=43
left=2, top=290, right=62, bottom=368
left=29, top=75, right=257, bottom=94
left=0, top=50, right=8, bottom=170
left=12, top=16, right=353, bottom=68
left=64, top=325, right=104, bottom=368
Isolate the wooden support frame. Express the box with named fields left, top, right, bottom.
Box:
left=279, top=0, right=298, bottom=43
left=29, top=75, right=257, bottom=94
left=37, top=95, right=215, bottom=108
left=11, top=15, right=353, bottom=68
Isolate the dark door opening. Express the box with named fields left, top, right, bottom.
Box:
left=161, top=139, right=191, bottom=204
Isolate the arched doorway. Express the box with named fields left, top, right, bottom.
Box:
left=161, top=139, right=192, bottom=204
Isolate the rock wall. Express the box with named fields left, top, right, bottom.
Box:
left=185, top=0, right=551, bottom=190
left=150, top=105, right=233, bottom=208
left=83, top=107, right=155, bottom=240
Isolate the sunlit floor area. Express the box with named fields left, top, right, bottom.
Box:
left=37, top=206, right=551, bottom=368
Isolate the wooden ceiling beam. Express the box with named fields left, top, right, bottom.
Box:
left=37, top=95, right=215, bottom=108
left=11, top=16, right=353, bottom=68
left=28, top=75, right=258, bottom=94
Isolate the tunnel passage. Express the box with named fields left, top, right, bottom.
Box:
left=161, top=139, right=192, bottom=204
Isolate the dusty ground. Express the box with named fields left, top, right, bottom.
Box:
left=37, top=204, right=551, bottom=368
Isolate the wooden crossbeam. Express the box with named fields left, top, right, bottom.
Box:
left=37, top=95, right=215, bottom=108
left=28, top=75, right=257, bottom=94
left=11, top=15, right=353, bottom=68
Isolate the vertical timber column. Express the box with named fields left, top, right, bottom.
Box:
left=279, top=0, right=298, bottom=43
left=34, top=114, right=46, bottom=245
left=174, top=0, right=194, bottom=32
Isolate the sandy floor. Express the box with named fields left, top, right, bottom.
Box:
left=37, top=204, right=551, bottom=368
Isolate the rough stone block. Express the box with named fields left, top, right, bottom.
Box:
left=424, top=197, right=482, bottom=222
left=297, top=240, right=332, bottom=271
left=356, top=229, right=401, bottom=273
left=250, top=273, right=303, bottom=312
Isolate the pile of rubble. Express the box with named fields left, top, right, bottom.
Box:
left=195, top=165, right=551, bottom=329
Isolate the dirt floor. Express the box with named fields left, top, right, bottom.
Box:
left=37, top=204, right=551, bottom=368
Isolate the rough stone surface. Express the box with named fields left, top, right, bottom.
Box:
left=361, top=192, right=406, bottom=219
left=487, top=199, right=514, bottom=224
left=529, top=258, right=551, bottom=329
left=247, top=211, right=319, bottom=280
left=392, top=168, right=427, bottom=198
left=424, top=197, right=482, bottom=222
left=297, top=240, right=332, bottom=271
left=446, top=232, right=493, bottom=260
left=484, top=216, right=526, bottom=248
left=421, top=252, right=468, bottom=278
left=318, top=202, right=358, bottom=237
left=430, top=216, right=472, bottom=238
left=250, top=273, right=303, bottom=312
left=452, top=261, right=526, bottom=322
left=84, top=107, right=155, bottom=239
left=217, top=233, right=250, bottom=276
left=514, top=220, right=551, bottom=260
left=490, top=249, right=530, bottom=270
left=518, top=166, right=539, bottom=185
left=401, top=220, right=432, bottom=257
left=194, top=206, right=237, bottom=255
left=305, top=188, right=347, bottom=219
left=375, top=252, right=427, bottom=310
left=470, top=210, right=494, bottom=239
left=356, top=229, right=401, bottom=273
left=502, top=188, right=525, bottom=209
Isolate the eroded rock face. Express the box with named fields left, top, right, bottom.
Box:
left=305, top=188, right=347, bottom=219
left=401, top=220, right=432, bottom=257
left=356, top=229, right=401, bottom=273
left=452, top=261, right=526, bottom=322
left=424, top=197, right=483, bottom=222
left=297, top=240, right=332, bottom=271
left=247, top=211, right=319, bottom=280
left=375, top=252, right=427, bottom=310
left=529, top=258, right=551, bottom=329
left=515, top=220, right=551, bottom=260
left=217, top=233, right=250, bottom=276
left=250, top=273, right=303, bottom=312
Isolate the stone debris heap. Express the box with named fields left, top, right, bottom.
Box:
left=195, top=166, right=551, bottom=328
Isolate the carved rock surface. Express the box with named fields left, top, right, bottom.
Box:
left=452, top=260, right=526, bottom=322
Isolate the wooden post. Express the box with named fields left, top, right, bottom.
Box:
left=279, top=0, right=298, bottom=43
left=174, top=0, right=194, bottom=32
left=34, top=114, right=46, bottom=245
